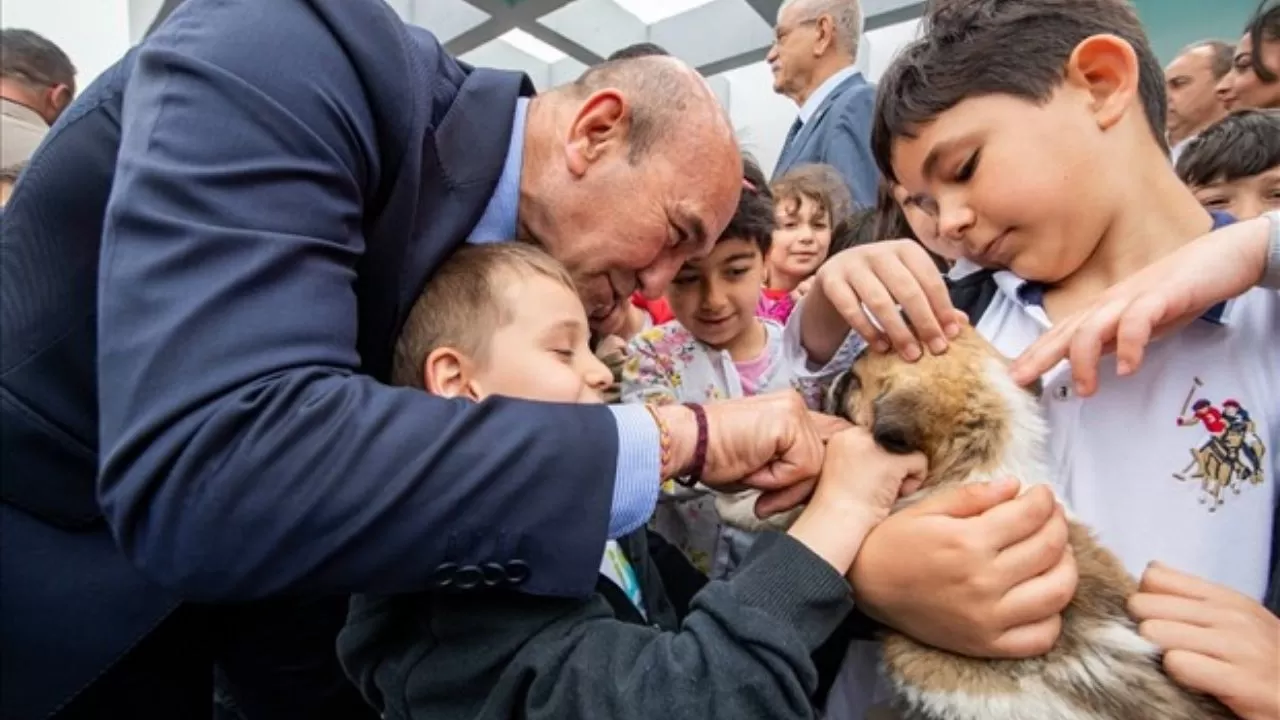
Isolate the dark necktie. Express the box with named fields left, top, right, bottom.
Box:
left=781, top=117, right=803, bottom=156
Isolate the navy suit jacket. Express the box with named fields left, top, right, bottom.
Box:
left=2, top=0, right=616, bottom=712
left=772, top=72, right=879, bottom=208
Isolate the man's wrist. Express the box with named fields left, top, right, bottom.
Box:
left=653, top=403, right=696, bottom=480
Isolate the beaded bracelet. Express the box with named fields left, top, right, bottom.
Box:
left=643, top=404, right=674, bottom=479
left=644, top=403, right=708, bottom=488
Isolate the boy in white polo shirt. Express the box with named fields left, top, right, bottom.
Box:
left=792, top=0, right=1280, bottom=716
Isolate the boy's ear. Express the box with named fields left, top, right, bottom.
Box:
left=1065, top=34, right=1140, bottom=133
left=423, top=347, right=481, bottom=401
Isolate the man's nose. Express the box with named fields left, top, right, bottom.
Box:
left=1215, top=74, right=1234, bottom=101
left=637, top=252, right=683, bottom=299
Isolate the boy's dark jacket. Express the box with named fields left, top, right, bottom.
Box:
left=339, top=530, right=862, bottom=719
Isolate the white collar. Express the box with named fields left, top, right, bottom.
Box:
left=797, top=66, right=859, bottom=124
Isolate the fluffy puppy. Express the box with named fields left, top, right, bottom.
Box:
left=823, top=327, right=1234, bottom=720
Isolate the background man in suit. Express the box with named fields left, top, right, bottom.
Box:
left=2, top=0, right=905, bottom=716
left=1165, top=40, right=1234, bottom=162
left=0, top=28, right=75, bottom=167
left=768, top=0, right=878, bottom=207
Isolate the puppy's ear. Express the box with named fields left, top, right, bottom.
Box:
left=871, top=387, right=926, bottom=455
left=824, top=370, right=858, bottom=418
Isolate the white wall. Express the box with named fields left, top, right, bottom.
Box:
left=1, top=0, right=139, bottom=88
left=713, top=16, right=921, bottom=177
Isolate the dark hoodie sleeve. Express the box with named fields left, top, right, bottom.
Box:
left=338, top=532, right=854, bottom=720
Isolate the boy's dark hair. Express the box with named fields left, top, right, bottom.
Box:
left=720, top=154, right=776, bottom=255
left=606, top=43, right=670, bottom=61
left=0, top=29, right=76, bottom=93
left=771, top=163, right=854, bottom=229
left=828, top=209, right=878, bottom=256
left=1245, top=0, right=1280, bottom=83
left=1176, top=109, right=1280, bottom=187
left=393, top=244, right=576, bottom=389
left=871, top=0, right=1167, bottom=183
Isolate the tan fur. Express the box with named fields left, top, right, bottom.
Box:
left=830, top=327, right=1235, bottom=720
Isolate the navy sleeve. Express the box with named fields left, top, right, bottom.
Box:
left=97, top=0, right=617, bottom=601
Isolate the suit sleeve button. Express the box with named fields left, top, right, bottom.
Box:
left=430, top=562, right=458, bottom=589
left=455, top=566, right=483, bottom=590
left=504, top=560, right=530, bottom=585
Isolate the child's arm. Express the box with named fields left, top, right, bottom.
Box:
left=1129, top=563, right=1280, bottom=720
left=800, top=240, right=964, bottom=366
left=338, top=427, right=925, bottom=720
left=1012, top=212, right=1279, bottom=395
left=342, top=534, right=846, bottom=720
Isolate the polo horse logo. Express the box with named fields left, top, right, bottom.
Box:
left=1172, top=377, right=1267, bottom=511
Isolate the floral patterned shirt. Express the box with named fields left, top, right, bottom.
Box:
left=620, top=314, right=860, bottom=577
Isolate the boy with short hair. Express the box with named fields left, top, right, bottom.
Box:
left=794, top=1, right=1280, bottom=717
left=1176, top=108, right=1280, bottom=220
left=339, top=242, right=926, bottom=720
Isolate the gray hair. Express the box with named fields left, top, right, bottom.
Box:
left=0, top=29, right=75, bottom=91
left=780, top=0, right=864, bottom=57
left=1178, top=40, right=1236, bottom=80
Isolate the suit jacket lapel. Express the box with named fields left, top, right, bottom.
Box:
left=794, top=74, right=861, bottom=148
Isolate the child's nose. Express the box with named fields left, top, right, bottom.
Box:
left=583, top=353, right=615, bottom=392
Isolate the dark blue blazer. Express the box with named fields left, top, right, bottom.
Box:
left=2, top=0, right=616, bottom=713
left=772, top=72, right=879, bottom=208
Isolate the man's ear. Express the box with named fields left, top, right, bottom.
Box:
left=423, top=347, right=481, bottom=401
left=871, top=386, right=926, bottom=455
left=565, top=89, right=630, bottom=177
left=1065, top=34, right=1140, bottom=132
left=813, top=14, right=836, bottom=56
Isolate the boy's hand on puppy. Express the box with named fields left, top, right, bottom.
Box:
left=1130, top=563, right=1280, bottom=720
left=786, top=426, right=927, bottom=575
left=849, top=481, right=1078, bottom=658
left=811, top=240, right=966, bottom=361
left=1011, top=214, right=1272, bottom=396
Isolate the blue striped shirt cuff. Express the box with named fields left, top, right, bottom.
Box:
left=606, top=404, right=661, bottom=538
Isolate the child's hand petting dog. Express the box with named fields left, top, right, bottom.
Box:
left=785, top=426, right=926, bottom=576
left=1130, top=563, right=1280, bottom=720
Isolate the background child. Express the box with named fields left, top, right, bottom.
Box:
left=764, top=163, right=852, bottom=322
left=620, top=157, right=846, bottom=578
left=340, top=241, right=926, bottom=720
left=1176, top=108, right=1280, bottom=219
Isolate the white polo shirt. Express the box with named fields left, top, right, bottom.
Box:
left=963, top=261, right=1279, bottom=599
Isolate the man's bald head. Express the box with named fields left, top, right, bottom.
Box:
left=519, top=55, right=743, bottom=338
left=564, top=55, right=735, bottom=161
left=1165, top=40, right=1234, bottom=145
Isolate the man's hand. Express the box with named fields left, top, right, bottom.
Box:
left=1011, top=215, right=1272, bottom=395
left=1130, top=563, right=1280, bottom=720
left=850, top=481, right=1078, bottom=658
left=787, top=426, right=928, bottom=575
left=803, top=240, right=968, bottom=365
left=653, top=392, right=851, bottom=516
